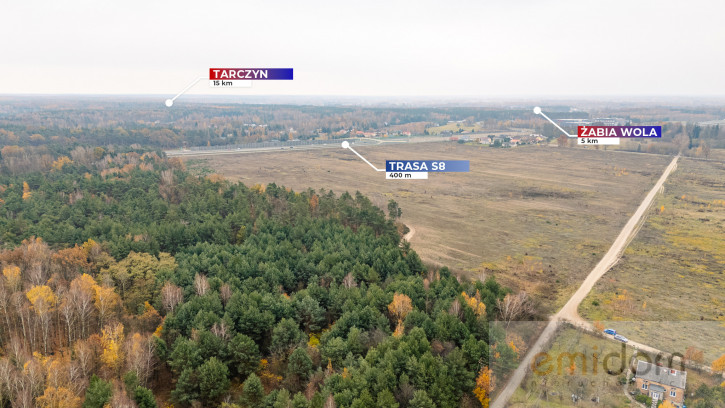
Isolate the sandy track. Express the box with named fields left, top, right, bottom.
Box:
left=491, top=156, right=679, bottom=408
left=403, top=224, right=415, bottom=242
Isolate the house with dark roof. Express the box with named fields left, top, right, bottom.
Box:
left=634, top=360, right=687, bottom=407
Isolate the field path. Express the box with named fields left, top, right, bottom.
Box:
left=491, top=155, right=679, bottom=408
left=403, top=224, right=416, bottom=242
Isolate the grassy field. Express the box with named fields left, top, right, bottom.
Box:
left=510, top=327, right=634, bottom=407
left=425, top=122, right=484, bottom=135
left=579, top=158, right=725, bottom=363
left=510, top=327, right=723, bottom=407
left=190, top=143, right=671, bottom=312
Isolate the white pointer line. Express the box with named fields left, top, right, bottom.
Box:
left=533, top=106, right=575, bottom=138
left=341, top=141, right=385, bottom=172
left=165, top=77, right=205, bottom=107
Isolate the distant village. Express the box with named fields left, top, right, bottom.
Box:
left=239, top=116, right=627, bottom=147
left=450, top=133, right=547, bottom=147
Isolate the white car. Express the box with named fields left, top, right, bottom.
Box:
left=614, top=334, right=628, bottom=343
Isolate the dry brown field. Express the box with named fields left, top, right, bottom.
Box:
left=185, top=142, right=671, bottom=312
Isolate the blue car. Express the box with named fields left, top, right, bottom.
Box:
left=604, top=329, right=616, bottom=336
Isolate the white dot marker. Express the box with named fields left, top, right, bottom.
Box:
left=341, top=141, right=350, bottom=149
left=533, top=106, right=542, bottom=115
left=165, top=99, right=174, bottom=107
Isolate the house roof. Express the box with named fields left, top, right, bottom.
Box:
left=636, top=360, right=687, bottom=389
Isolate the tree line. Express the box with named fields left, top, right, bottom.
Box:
left=0, top=149, right=530, bottom=407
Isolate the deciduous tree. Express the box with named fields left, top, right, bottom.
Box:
left=712, top=354, right=725, bottom=376
left=684, top=346, right=704, bottom=365
left=160, top=282, right=183, bottom=314
left=93, top=285, right=120, bottom=329
left=388, top=293, right=413, bottom=337
left=497, top=292, right=534, bottom=328
left=36, top=386, right=81, bottom=408
left=69, top=274, right=97, bottom=339
left=474, top=366, right=495, bottom=408
left=125, top=333, right=156, bottom=387
left=26, top=285, right=57, bottom=353
left=100, top=323, right=124, bottom=375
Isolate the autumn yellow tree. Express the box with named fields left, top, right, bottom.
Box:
left=101, top=322, right=125, bottom=374
left=3, top=265, right=21, bottom=291
left=388, top=293, right=412, bottom=337
left=474, top=366, right=495, bottom=408
left=94, top=285, right=120, bottom=329
left=712, top=354, right=725, bottom=376
left=388, top=293, right=413, bottom=320
left=613, top=289, right=635, bottom=316
left=462, top=290, right=486, bottom=317
left=505, top=333, right=526, bottom=360
left=26, top=285, right=57, bottom=353
left=22, top=181, right=32, bottom=200
left=51, top=156, right=73, bottom=171
left=138, top=301, right=162, bottom=333
left=36, top=386, right=81, bottom=408
left=659, top=400, right=676, bottom=408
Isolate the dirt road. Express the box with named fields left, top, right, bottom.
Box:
left=491, top=155, right=679, bottom=408
left=403, top=224, right=416, bottom=242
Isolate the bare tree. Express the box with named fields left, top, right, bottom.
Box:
left=13, top=379, right=33, bottom=408
left=342, top=272, right=357, bottom=289
left=557, top=134, right=568, bottom=148
left=66, top=360, right=85, bottom=396
left=159, top=169, right=181, bottom=203
left=74, top=339, right=95, bottom=379
left=22, top=358, right=44, bottom=400
left=0, top=357, right=14, bottom=402
left=324, top=394, right=337, bottom=408
left=70, top=146, right=95, bottom=166
left=674, top=131, right=689, bottom=152
left=161, top=282, right=183, bottom=313
left=497, top=292, right=535, bottom=328
left=69, top=277, right=94, bottom=339
left=0, top=280, right=14, bottom=342
left=12, top=294, right=31, bottom=350
left=219, top=283, right=232, bottom=306
left=27, top=263, right=46, bottom=287
left=110, top=383, right=135, bottom=408
left=449, top=298, right=461, bottom=318
left=193, top=274, right=209, bottom=297
left=211, top=321, right=229, bottom=340
left=8, top=335, right=29, bottom=367
left=59, top=295, right=76, bottom=347
left=125, top=333, right=156, bottom=387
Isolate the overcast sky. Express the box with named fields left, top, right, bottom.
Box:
left=1, top=0, right=724, bottom=97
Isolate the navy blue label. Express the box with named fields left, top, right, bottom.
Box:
left=385, top=160, right=469, bottom=172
